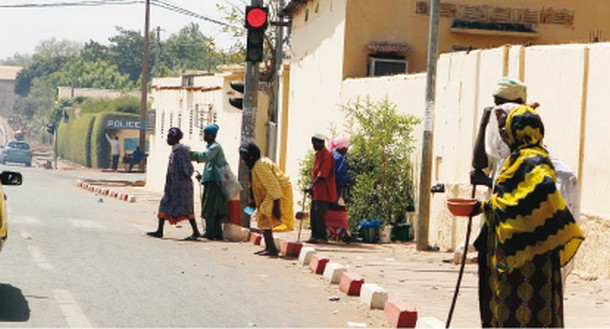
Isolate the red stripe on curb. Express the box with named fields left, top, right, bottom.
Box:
left=384, top=299, right=417, bottom=328
left=308, top=254, right=329, bottom=274
left=339, top=271, right=365, bottom=296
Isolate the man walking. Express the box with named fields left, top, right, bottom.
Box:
left=105, top=133, right=120, bottom=171
left=305, top=133, right=336, bottom=244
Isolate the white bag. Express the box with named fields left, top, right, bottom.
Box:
left=218, top=164, right=242, bottom=199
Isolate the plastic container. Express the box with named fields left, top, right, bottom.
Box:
left=360, top=227, right=379, bottom=243
left=391, top=223, right=412, bottom=242
left=379, top=225, right=392, bottom=243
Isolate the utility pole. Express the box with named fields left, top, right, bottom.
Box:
left=266, top=0, right=285, bottom=162
left=139, top=0, right=151, bottom=170
left=155, top=26, right=161, bottom=78
left=417, top=0, right=440, bottom=251
left=239, top=0, right=264, bottom=228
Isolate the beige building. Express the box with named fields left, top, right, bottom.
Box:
left=281, top=0, right=610, bottom=277
left=0, top=66, right=21, bottom=113
left=146, top=69, right=269, bottom=192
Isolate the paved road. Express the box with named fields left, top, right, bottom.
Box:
left=0, top=165, right=385, bottom=328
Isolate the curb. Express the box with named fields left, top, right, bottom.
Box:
left=252, top=235, right=427, bottom=328
left=77, top=178, right=136, bottom=203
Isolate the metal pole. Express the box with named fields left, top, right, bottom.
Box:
left=239, top=0, right=263, bottom=228
left=266, top=0, right=285, bottom=162
left=155, top=26, right=161, bottom=78
left=139, top=0, right=151, bottom=170
left=416, top=0, right=440, bottom=251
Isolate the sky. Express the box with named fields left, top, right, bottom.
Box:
left=0, top=0, right=245, bottom=60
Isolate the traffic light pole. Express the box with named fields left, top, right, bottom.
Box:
left=239, top=0, right=263, bottom=228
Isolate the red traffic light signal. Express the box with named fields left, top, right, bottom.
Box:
left=245, top=6, right=268, bottom=30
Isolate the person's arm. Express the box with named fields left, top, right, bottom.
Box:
left=471, top=107, right=493, bottom=188
left=105, top=133, right=111, bottom=143
left=189, top=144, right=219, bottom=163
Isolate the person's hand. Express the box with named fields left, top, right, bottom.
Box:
left=194, top=170, right=202, bottom=181
left=304, top=184, right=313, bottom=195
left=470, top=200, right=483, bottom=217
left=470, top=169, right=492, bottom=188
left=273, top=199, right=281, bottom=218
left=481, top=107, right=493, bottom=126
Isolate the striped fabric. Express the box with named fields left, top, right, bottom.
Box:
left=486, top=105, right=584, bottom=273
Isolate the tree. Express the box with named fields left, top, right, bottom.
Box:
left=107, top=27, right=152, bottom=83
left=344, top=97, right=421, bottom=232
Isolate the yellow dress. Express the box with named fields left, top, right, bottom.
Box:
left=251, top=157, right=294, bottom=232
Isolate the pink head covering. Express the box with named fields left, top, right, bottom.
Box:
left=329, top=136, right=349, bottom=150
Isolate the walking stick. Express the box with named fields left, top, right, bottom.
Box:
left=445, top=184, right=476, bottom=328
left=296, top=190, right=308, bottom=243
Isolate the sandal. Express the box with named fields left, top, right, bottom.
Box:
left=184, top=233, right=200, bottom=241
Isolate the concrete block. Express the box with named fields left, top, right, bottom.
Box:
left=280, top=241, right=303, bottom=258
left=323, top=262, right=347, bottom=284
left=249, top=232, right=262, bottom=245
left=297, top=247, right=316, bottom=266
left=308, top=254, right=329, bottom=274
left=360, top=283, right=388, bottom=310
left=127, top=195, right=136, bottom=203
left=415, top=317, right=444, bottom=329
left=223, top=223, right=247, bottom=242
left=339, top=271, right=365, bottom=296
left=384, top=299, right=418, bottom=328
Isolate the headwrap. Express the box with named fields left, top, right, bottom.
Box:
left=485, top=105, right=584, bottom=273
left=167, top=127, right=183, bottom=140
left=204, top=124, right=219, bottom=136
left=312, top=132, right=326, bottom=141
left=493, top=77, right=527, bottom=102
left=329, top=136, right=349, bottom=150
left=239, top=142, right=261, bottom=159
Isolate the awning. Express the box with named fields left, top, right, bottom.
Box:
left=366, top=41, right=412, bottom=54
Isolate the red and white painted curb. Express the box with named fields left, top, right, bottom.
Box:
left=77, top=179, right=136, bottom=203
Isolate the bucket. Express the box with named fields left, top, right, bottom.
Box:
left=379, top=225, right=392, bottom=243
left=360, top=227, right=379, bottom=243
left=391, top=223, right=412, bottom=242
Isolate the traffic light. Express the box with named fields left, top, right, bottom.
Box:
left=245, top=6, right=268, bottom=62
left=229, top=81, right=245, bottom=110
left=46, top=124, right=55, bottom=135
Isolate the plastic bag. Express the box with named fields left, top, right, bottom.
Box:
left=218, top=164, right=242, bottom=199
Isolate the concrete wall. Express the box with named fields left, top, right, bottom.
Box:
left=283, top=0, right=349, bottom=191
left=285, top=42, right=610, bottom=277
left=146, top=73, right=268, bottom=193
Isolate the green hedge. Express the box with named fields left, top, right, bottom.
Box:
left=57, top=112, right=140, bottom=168
left=57, top=114, right=95, bottom=166
left=90, top=112, right=141, bottom=168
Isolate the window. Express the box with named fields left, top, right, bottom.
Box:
left=368, top=57, right=408, bottom=77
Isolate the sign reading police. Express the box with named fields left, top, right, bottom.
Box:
left=105, top=118, right=145, bottom=130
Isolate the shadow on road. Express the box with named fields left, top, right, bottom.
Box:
left=0, top=283, right=30, bottom=321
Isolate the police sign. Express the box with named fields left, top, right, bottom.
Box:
left=105, top=118, right=145, bottom=130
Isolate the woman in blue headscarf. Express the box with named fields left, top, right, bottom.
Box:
left=148, top=127, right=200, bottom=240
left=190, top=124, right=228, bottom=240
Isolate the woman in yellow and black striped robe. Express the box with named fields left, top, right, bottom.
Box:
left=474, top=105, right=584, bottom=327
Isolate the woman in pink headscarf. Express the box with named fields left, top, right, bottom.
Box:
left=327, top=136, right=351, bottom=241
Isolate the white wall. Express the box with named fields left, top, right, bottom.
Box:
left=284, top=0, right=348, bottom=189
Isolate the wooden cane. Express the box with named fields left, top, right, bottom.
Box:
left=445, top=184, right=477, bottom=328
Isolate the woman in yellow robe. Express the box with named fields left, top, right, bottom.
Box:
left=240, top=142, right=294, bottom=256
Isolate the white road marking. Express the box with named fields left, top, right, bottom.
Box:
left=53, top=289, right=92, bottom=328
left=67, top=219, right=107, bottom=230
left=28, top=245, right=53, bottom=270
left=14, top=215, right=42, bottom=225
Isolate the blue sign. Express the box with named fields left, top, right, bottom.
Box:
left=105, top=118, right=144, bottom=130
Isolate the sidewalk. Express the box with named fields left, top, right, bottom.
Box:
left=73, top=170, right=610, bottom=328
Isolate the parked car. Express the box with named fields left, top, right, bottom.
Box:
left=0, top=171, right=23, bottom=253
left=1, top=140, right=33, bottom=167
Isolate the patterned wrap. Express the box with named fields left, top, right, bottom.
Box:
left=157, top=144, right=195, bottom=224
left=251, top=157, right=294, bottom=232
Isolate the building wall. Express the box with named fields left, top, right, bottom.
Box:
left=146, top=73, right=269, bottom=193
left=343, top=0, right=610, bottom=76
left=283, top=0, right=350, bottom=189
left=286, top=41, right=610, bottom=277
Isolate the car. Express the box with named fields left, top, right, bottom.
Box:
left=0, top=171, right=23, bottom=253
left=1, top=140, right=33, bottom=167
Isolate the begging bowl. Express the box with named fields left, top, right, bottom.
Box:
left=446, top=198, right=478, bottom=217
